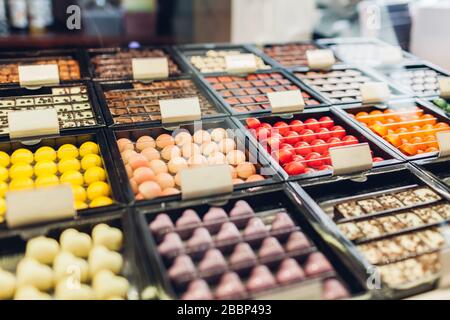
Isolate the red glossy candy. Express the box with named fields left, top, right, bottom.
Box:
left=318, top=165, right=333, bottom=171
left=330, top=126, right=346, bottom=139
left=316, top=128, right=331, bottom=141
left=293, top=155, right=305, bottom=162
left=261, top=123, right=272, bottom=130
left=294, top=141, right=312, bottom=156
left=305, top=118, right=321, bottom=131
left=289, top=120, right=305, bottom=133
left=327, top=137, right=342, bottom=148
left=373, top=157, right=384, bottom=162
left=274, top=121, right=290, bottom=136
left=299, top=129, right=316, bottom=144
left=273, top=149, right=294, bottom=164
left=246, top=118, right=261, bottom=129
left=305, top=152, right=323, bottom=168
left=304, top=167, right=316, bottom=174
left=311, top=139, right=328, bottom=154
left=284, top=131, right=301, bottom=145
left=255, top=127, right=271, bottom=140
left=342, top=135, right=359, bottom=146
left=284, top=161, right=306, bottom=175
left=319, top=116, right=334, bottom=129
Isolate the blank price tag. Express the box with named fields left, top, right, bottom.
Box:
left=439, top=77, right=450, bottom=99
left=437, top=131, right=450, bottom=158
left=380, top=46, right=403, bottom=65
left=360, top=82, right=391, bottom=104
left=8, top=109, right=60, bottom=139
left=306, top=49, right=335, bottom=70
left=225, top=54, right=257, bottom=73
left=180, top=165, right=233, bottom=200
left=330, top=143, right=373, bottom=176
left=6, top=185, right=75, bottom=228
left=268, top=90, right=305, bottom=114
left=159, top=97, right=201, bottom=124
left=18, top=64, right=60, bottom=88
left=132, top=57, right=169, bottom=80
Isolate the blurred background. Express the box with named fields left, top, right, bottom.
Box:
left=0, top=0, right=449, bottom=69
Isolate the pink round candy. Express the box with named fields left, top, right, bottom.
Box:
left=138, top=181, right=162, bottom=200
left=133, top=167, right=155, bottom=184
left=121, top=150, right=137, bottom=164
left=141, top=147, right=161, bottom=161
left=129, top=154, right=149, bottom=170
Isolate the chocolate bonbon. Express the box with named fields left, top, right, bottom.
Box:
left=263, top=43, right=318, bottom=68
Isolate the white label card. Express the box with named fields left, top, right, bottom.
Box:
left=268, top=90, right=305, bottom=114
left=8, top=109, right=60, bottom=139
left=380, top=46, right=403, bottom=65
left=18, top=64, right=60, bottom=88
left=132, top=57, right=169, bottom=80
left=330, top=143, right=373, bottom=176
left=6, top=184, right=75, bottom=228
left=159, top=97, right=202, bottom=124
left=225, top=54, right=257, bottom=73
left=437, top=131, right=450, bottom=158
left=360, top=82, right=391, bottom=104
left=306, top=49, right=335, bottom=70
left=180, top=164, right=233, bottom=200
left=438, top=77, right=450, bottom=99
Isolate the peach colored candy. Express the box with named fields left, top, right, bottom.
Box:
left=129, top=178, right=139, bottom=194
left=156, top=134, right=175, bottom=149
left=246, top=174, right=265, bottom=182
left=155, top=173, right=175, bottom=189
left=236, top=162, right=256, bottom=179
left=229, top=165, right=238, bottom=179
left=232, top=178, right=244, bottom=184
left=117, top=138, right=134, bottom=152
left=141, top=147, right=161, bottom=161
left=139, top=181, right=162, bottom=200
left=121, top=150, right=137, bottom=164
left=208, top=152, right=226, bottom=165
left=174, top=172, right=182, bottom=187
left=161, top=188, right=180, bottom=196
left=182, top=143, right=200, bottom=158
left=175, top=132, right=192, bottom=146
left=193, top=130, right=211, bottom=145
left=168, top=157, right=188, bottom=174
left=150, top=159, right=168, bottom=174
left=129, top=154, right=149, bottom=170
left=201, top=142, right=218, bottom=156
left=136, top=136, right=156, bottom=151
left=218, top=138, right=236, bottom=154
left=187, top=155, right=208, bottom=168
left=161, top=145, right=181, bottom=161
left=125, top=164, right=133, bottom=178
left=133, top=167, right=155, bottom=184
left=136, top=193, right=145, bottom=200
left=226, top=150, right=246, bottom=166
left=211, top=128, right=227, bottom=142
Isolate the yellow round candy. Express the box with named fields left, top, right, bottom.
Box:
left=71, top=185, right=87, bottom=202
left=34, top=161, right=57, bottom=177
left=0, top=151, right=10, bottom=167
left=10, top=163, right=33, bottom=180
left=89, top=196, right=113, bottom=208
left=34, top=146, right=57, bottom=162
left=35, top=175, right=59, bottom=187
left=11, top=149, right=33, bottom=165
left=74, top=200, right=88, bottom=210
left=79, top=142, right=100, bottom=157
left=0, top=198, right=5, bottom=216
left=84, top=167, right=106, bottom=184
left=9, top=178, right=34, bottom=191
left=0, top=181, right=7, bottom=197
left=60, top=170, right=84, bottom=186
left=0, top=166, right=8, bottom=182
left=57, top=144, right=79, bottom=160
left=87, top=181, right=110, bottom=201
left=81, top=154, right=102, bottom=170
left=58, top=158, right=81, bottom=174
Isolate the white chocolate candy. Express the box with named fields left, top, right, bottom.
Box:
left=88, top=246, right=123, bottom=277
left=92, top=224, right=123, bottom=251
left=92, top=270, right=129, bottom=300
left=60, top=229, right=92, bottom=258
left=14, top=286, right=51, bottom=300
left=226, top=150, right=246, bottom=165
left=16, top=258, right=54, bottom=291
left=218, top=138, right=236, bottom=154
left=53, top=252, right=89, bottom=283
left=211, top=128, right=227, bottom=142
left=174, top=132, right=192, bottom=146
left=25, top=236, right=60, bottom=265
left=55, top=278, right=95, bottom=300
left=0, top=269, right=16, bottom=300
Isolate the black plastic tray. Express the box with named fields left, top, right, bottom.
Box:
left=105, top=117, right=282, bottom=207
left=94, top=74, right=229, bottom=128
left=334, top=98, right=450, bottom=162
left=134, top=184, right=368, bottom=300
left=413, top=157, right=450, bottom=192
left=0, top=81, right=105, bottom=138
left=290, top=163, right=450, bottom=299
left=0, top=128, right=126, bottom=233
left=197, top=69, right=329, bottom=116
left=0, top=209, right=155, bottom=300
left=86, top=46, right=190, bottom=81
left=233, top=106, right=403, bottom=182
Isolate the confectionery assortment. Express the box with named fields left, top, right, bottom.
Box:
left=0, top=223, right=129, bottom=300
left=116, top=128, right=266, bottom=201
left=90, top=48, right=181, bottom=79
left=244, top=115, right=385, bottom=176
left=102, top=79, right=220, bottom=125
left=349, top=105, right=450, bottom=156
left=148, top=200, right=350, bottom=300
left=204, top=73, right=322, bottom=113
left=0, top=85, right=97, bottom=135
left=186, top=49, right=270, bottom=73
left=0, top=40, right=448, bottom=300
left=0, top=57, right=81, bottom=84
